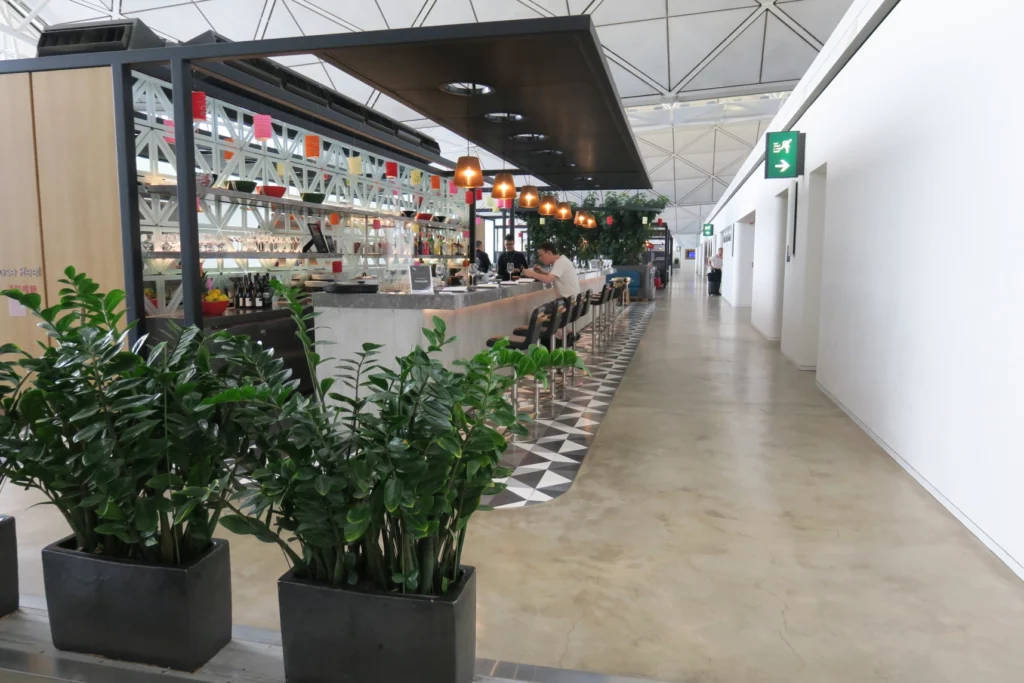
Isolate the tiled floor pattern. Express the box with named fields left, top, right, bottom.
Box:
left=484, top=302, right=655, bottom=509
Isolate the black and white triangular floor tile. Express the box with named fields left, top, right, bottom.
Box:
left=486, top=303, right=655, bottom=509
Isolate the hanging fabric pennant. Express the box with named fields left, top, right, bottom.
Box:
left=348, top=156, right=363, bottom=175
left=410, top=169, right=422, bottom=184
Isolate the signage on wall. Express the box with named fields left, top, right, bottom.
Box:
left=702, top=223, right=714, bottom=237
left=721, top=227, right=733, bottom=244
left=765, top=131, right=806, bottom=179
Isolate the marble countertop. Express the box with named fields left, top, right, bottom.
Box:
left=313, top=270, right=610, bottom=311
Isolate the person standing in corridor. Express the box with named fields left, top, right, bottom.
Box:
left=707, top=247, right=724, bottom=296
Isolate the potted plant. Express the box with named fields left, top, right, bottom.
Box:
left=0, top=470, right=16, bottom=618
left=211, top=284, right=585, bottom=683
left=0, top=268, right=251, bottom=670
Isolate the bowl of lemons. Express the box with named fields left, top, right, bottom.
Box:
left=201, top=289, right=230, bottom=316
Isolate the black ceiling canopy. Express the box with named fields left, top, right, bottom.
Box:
left=315, top=17, right=650, bottom=191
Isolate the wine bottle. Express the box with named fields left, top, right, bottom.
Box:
left=250, top=274, right=260, bottom=313
left=233, top=282, right=242, bottom=309
left=262, top=274, right=272, bottom=308
left=244, top=275, right=253, bottom=309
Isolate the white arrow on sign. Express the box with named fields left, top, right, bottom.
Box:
left=775, top=159, right=790, bottom=173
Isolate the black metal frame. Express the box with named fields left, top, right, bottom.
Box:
left=111, top=63, right=145, bottom=344
left=170, top=58, right=204, bottom=328
left=1, top=15, right=646, bottom=333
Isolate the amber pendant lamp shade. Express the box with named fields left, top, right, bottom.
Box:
left=586, top=214, right=597, bottom=228
left=519, top=185, right=539, bottom=208
left=491, top=172, right=516, bottom=199
left=574, top=209, right=587, bottom=226
left=538, top=194, right=556, bottom=216
left=454, top=156, right=483, bottom=188
left=555, top=202, right=572, bottom=221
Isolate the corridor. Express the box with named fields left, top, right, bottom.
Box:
left=463, top=272, right=1024, bottom=683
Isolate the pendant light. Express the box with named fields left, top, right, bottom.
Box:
left=573, top=209, right=587, bottom=226
left=555, top=201, right=572, bottom=221
left=455, top=156, right=483, bottom=188
left=491, top=172, right=516, bottom=199
left=586, top=214, right=597, bottom=229
left=518, top=185, right=538, bottom=208
left=538, top=194, right=556, bottom=216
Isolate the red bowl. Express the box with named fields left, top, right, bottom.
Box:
left=258, top=185, right=287, bottom=198
left=202, top=300, right=229, bottom=316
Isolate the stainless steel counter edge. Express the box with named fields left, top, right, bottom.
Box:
left=312, top=269, right=613, bottom=311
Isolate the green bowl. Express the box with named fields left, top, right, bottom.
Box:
left=227, top=180, right=257, bottom=193
left=301, top=192, right=326, bottom=204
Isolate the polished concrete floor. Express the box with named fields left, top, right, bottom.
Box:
left=5, top=272, right=1024, bottom=682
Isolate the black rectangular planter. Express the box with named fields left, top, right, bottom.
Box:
left=0, top=516, right=18, bottom=617
left=278, top=566, right=476, bottom=683
left=41, top=535, right=232, bottom=671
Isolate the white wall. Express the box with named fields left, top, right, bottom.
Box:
left=750, top=194, right=787, bottom=340
left=722, top=223, right=754, bottom=306
left=705, top=0, right=1024, bottom=576
left=780, top=166, right=828, bottom=369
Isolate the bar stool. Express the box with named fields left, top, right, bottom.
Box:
left=589, top=284, right=614, bottom=352
left=487, top=303, right=549, bottom=417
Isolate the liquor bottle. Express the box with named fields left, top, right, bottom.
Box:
left=233, top=282, right=242, bottom=309
left=244, top=275, right=254, bottom=309
left=254, top=274, right=264, bottom=309
left=262, top=274, right=273, bottom=308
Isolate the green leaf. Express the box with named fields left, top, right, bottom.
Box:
left=437, top=435, right=461, bottom=456
left=110, top=394, right=159, bottom=411
left=98, top=497, right=125, bottom=521
left=70, top=405, right=101, bottom=422
left=94, top=522, right=128, bottom=535
left=346, top=505, right=370, bottom=525
left=384, top=478, right=402, bottom=513
left=314, top=475, right=331, bottom=497
left=104, top=289, right=125, bottom=312
left=73, top=422, right=105, bottom=443
left=174, top=499, right=199, bottom=525
left=219, top=515, right=278, bottom=543
left=344, top=517, right=370, bottom=543
left=146, top=473, right=184, bottom=489
left=134, top=497, right=159, bottom=533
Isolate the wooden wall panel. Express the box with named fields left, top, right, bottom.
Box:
left=0, top=72, right=48, bottom=353
left=31, top=67, right=124, bottom=304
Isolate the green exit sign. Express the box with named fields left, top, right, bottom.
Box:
left=703, top=223, right=713, bottom=237
left=765, top=131, right=805, bottom=179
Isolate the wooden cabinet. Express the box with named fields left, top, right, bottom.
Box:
left=0, top=67, right=125, bottom=353
left=0, top=72, right=47, bottom=351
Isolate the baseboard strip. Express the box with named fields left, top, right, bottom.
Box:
left=816, top=381, right=1024, bottom=582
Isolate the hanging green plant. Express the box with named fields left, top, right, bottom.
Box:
left=520, top=191, right=667, bottom=265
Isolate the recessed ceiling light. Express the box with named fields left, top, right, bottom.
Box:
left=575, top=175, right=594, bottom=182
left=440, top=82, right=494, bottom=96
left=509, top=132, right=547, bottom=141
left=530, top=149, right=563, bottom=156
left=564, top=162, right=577, bottom=168
left=484, top=112, right=523, bottom=122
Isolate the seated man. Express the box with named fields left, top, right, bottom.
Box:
left=529, top=241, right=580, bottom=298
left=528, top=241, right=581, bottom=346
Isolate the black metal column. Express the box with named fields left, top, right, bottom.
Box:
left=468, top=201, right=476, bottom=255
left=111, top=64, right=145, bottom=345
left=170, top=58, right=203, bottom=328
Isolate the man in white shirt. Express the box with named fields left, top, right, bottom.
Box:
left=530, top=241, right=580, bottom=297
left=707, top=247, right=724, bottom=296
left=529, top=241, right=581, bottom=346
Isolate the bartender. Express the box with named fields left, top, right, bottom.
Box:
left=495, top=233, right=528, bottom=281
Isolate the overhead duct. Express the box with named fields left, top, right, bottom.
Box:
left=185, top=30, right=439, bottom=157
left=37, top=18, right=165, bottom=57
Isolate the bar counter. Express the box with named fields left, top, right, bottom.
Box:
left=314, top=270, right=609, bottom=367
